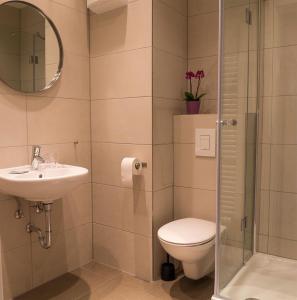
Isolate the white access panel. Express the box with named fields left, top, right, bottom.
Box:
left=195, top=128, right=216, bottom=157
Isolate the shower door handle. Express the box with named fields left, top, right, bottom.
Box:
left=218, top=119, right=237, bottom=127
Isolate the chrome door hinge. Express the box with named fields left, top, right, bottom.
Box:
left=241, top=216, right=248, bottom=231
left=245, top=8, right=252, bottom=25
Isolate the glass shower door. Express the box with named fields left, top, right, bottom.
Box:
left=243, top=0, right=259, bottom=264
left=216, top=0, right=259, bottom=292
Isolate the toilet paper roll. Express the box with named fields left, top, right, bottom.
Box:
left=121, top=157, right=142, bottom=188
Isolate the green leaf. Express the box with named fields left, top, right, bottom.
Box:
left=197, top=93, right=207, bottom=100
left=185, top=91, right=195, bottom=100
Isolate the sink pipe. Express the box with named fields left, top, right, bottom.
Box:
left=26, top=202, right=52, bottom=249
left=14, top=197, right=24, bottom=219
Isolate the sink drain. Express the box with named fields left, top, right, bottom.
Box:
left=245, top=298, right=260, bottom=300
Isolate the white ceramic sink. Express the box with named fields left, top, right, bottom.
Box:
left=0, top=164, right=88, bottom=202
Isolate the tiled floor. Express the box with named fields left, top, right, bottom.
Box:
left=16, top=262, right=214, bottom=300
left=221, top=253, right=297, bottom=300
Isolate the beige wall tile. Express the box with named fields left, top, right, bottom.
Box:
left=91, top=0, right=152, bottom=57
left=274, top=0, right=297, bottom=47
left=93, top=224, right=152, bottom=281
left=152, top=187, right=173, bottom=280
left=174, top=143, right=216, bottom=190
left=0, top=198, right=30, bottom=252
left=0, top=146, right=28, bottom=169
left=32, top=224, right=92, bottom=287
left=188, top=0, right=218, bottom=16
left=263, top=49, right=273, bottom=97
left=188, top=11, right=219, bottom=58
left=223, top=5, right=249, bottom=54
left=153, top=144, right=173, bottom=191
left=153, top=99, right=184, bottom=145
left=93, top=183, right=152, bottom=237
left=161, top=0, right=188, bottom=16
left=260, top=144, right=271, bottom=191
left=261, top=98, right=271, bottom=144
left=27, top=98, right=90, bottom=145
left=268, top=236, right=297, bottom=260
left=200, top=99, right=217, bottom=113
left=264, top=0, right=274, bottom=48
left=62, top=184, right=92, bottom=229
left=269, top=191, right=297, bottom=241
left=63, top=223, right=93, bottom=272
left=153, top=49, right=187, bottom=100
left=271, top=96, right=297, bottom=144
left=273, top=45, right=297, bottom=96
left=259, top=190, right=269, bottom=236
left=91, top=47, right=152, bottom=100
left=0, top=94, right=27, bottom=147
left=188, top=56, right=218, bottom=101
left=153, top=187, right=173, bottom=232
left=53, top=0, right=87, bottom=14
left=31, top=234, right=68, bottom=287
left=2, top=245, right=32, bottom=299
left=247, top=51, right=258, bottom=98
left=256, top=234, right=268, bottom=253
left=92, top=142, right=152, bottom=191
left=270, top=145, right=297, bottom=193
left=154, top=0, right=187, bottom=58
left=174, top=114, right=217, bottom=144
left=174, top=187, right=216, bottom=222
left=91, top=98, right=152, bottom=144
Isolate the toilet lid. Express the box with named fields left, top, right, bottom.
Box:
left=158, top=218, right=216, bottom=246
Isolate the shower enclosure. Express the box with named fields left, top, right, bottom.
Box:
left=214, top=0, right=260, bottom=290
left=214, top=0, right=297, bottom=299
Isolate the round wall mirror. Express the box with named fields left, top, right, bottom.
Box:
left=0, top=1, right=63, bottom=93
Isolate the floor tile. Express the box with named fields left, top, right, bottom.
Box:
left=16, top=262, right=214, bottom=300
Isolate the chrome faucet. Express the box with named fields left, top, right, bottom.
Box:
left=31, top=145, right=45, bottom=170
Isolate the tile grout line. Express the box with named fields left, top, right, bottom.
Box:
left=87, top=5, right=95, bottom=265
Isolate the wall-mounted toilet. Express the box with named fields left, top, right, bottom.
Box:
left=158, top=218, right=217, bottom=280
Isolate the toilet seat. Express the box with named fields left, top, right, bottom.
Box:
left=158, top=218, right=216, bottom=246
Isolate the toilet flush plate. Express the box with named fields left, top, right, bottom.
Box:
left=195, top=128, right=216, bottom=157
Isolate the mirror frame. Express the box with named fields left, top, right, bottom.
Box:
left=0, top=0, right=64, bottom=93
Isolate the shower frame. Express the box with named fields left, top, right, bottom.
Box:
left=212, top=0, right=262, bottom=299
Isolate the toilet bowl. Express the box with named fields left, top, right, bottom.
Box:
left=158, top=218, right=217, bottom=280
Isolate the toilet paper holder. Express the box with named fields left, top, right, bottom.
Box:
left=135, top=162, right=147, bottom=170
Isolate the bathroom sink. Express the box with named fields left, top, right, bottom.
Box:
left=0, top=164, right=88, bottom=202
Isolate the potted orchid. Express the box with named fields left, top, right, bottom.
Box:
left=185, top=70, right=206, bottom=114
